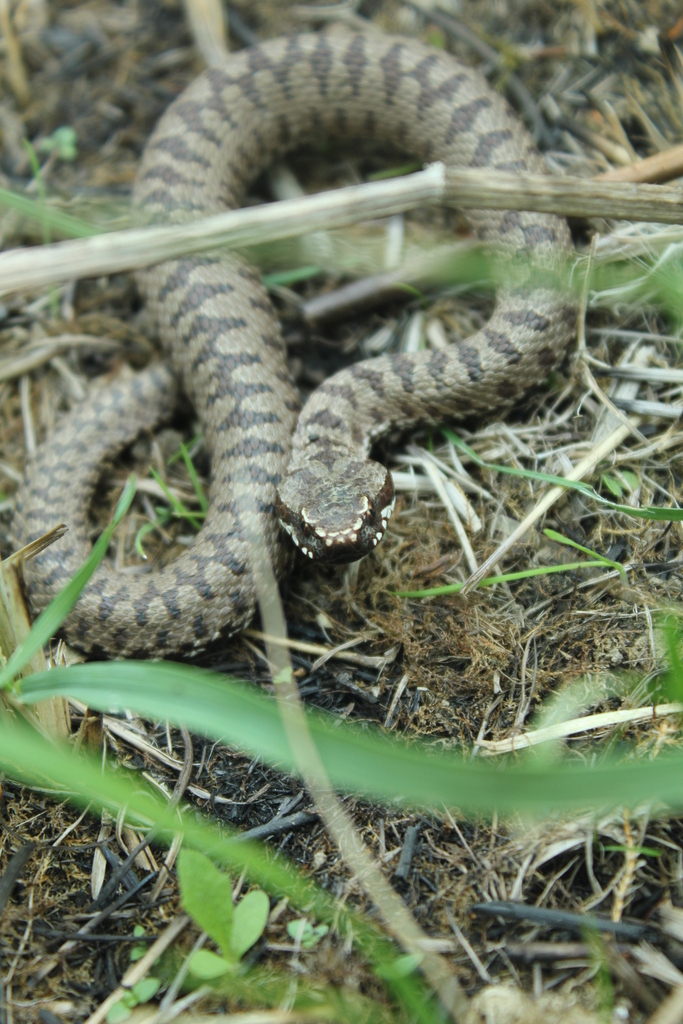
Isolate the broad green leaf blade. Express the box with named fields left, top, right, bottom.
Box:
left=14, top=659, right=683, bottom=815
left=377, top=954, right=422, bottom=979
left=231, top=889, right=270, bottom=960
left=177, top=849, right=234, bottom=957
left=602, top=474, right=623, bottom=498
left=662, top=618, right=683, bottom=703
left=287, top=919, right=328, bottom=948
left=287, top=919, right=309, bottom=943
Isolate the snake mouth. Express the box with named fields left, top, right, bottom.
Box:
left=276, top=462, right=395, bottom=563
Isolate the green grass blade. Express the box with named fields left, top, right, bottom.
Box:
left=148, top=467, right=203, bottom=530
left=542, top=529, right=610, bottom=564
left=543, top=528, right=626, bottom=583
left=367, top=163, right=423, bottom=180
left=167, top=434, right=203, bottom=465
left=0, top=185, right=99, bottom=238
left=445, top=429, right=595, bottom=491
left=179, top=443, right=208, bottom=513
left=262, top=265, right=322, bottom=287
left=23, top=141, right=50, bottom=244
left=134, top=520, right=159, bottom=560
left=393, top=560, right=610, bottom=598
left=0, top=477, right=137, bottom=691
left=14, top=659, right=683, bottom=815
left=445, top=429, right=683, bottom=521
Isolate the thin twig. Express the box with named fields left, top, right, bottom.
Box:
left=182, top=0, right=229, bottom=68
left=442, top=169, right=683, bottom=222
left=149, top=726, right=194, bottom=901
left=240, top=493, right=469, bottom=1020
left=598, top=142, right=683, bottom=184
left=243, top=628, right=398, bottom=670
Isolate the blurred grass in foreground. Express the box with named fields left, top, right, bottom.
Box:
left=1, top=482, right=682, bottom=819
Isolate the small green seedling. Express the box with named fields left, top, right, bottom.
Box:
left=39, top=126, right=78, bottom=162
left=106, top=925, right=158, bottom=1020
left=603, top=844, right=661, bottom=858
left=107, top=977, right=161, bottom=1023
left=601, top=470, right=638, bottom=500
left=135, top=440, right=208, bottom=558
left=375, top=953, right=422, bottom=980
left=178, top=849, right=270, bottom=980
left=601, top=473, right=624, bottom=498
left=129, top=924, right=147, bottom=962
left=286, top=918, right=329, bottom=949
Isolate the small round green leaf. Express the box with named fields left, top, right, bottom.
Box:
left=187, top=949, right=234, bottom=980
left=230, top=888, right=270, bottom=960
left=132, top=977, right=161, bottom=1003
left=303, top=923, right=329, bottom=948
left=106, top=1002, right=132, bottom=1024
left=286, top=918, right=328, bottom=948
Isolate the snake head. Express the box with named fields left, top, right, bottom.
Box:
left=276, top=453, right=395, bottom=563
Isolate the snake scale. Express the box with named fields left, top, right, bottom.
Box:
left=11, top=31, right=575, bottom=658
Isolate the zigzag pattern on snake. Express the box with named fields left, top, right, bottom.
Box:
left=11, top=32, right=576, bottom=658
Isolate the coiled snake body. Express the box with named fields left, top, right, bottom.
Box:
left=12, top=32, right=575, bottom=658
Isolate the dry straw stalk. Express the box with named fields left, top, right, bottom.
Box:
left=2, top=165, right=683, bottom=296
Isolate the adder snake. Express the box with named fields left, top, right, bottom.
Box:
left=11, top=32, right=575, bottom=657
